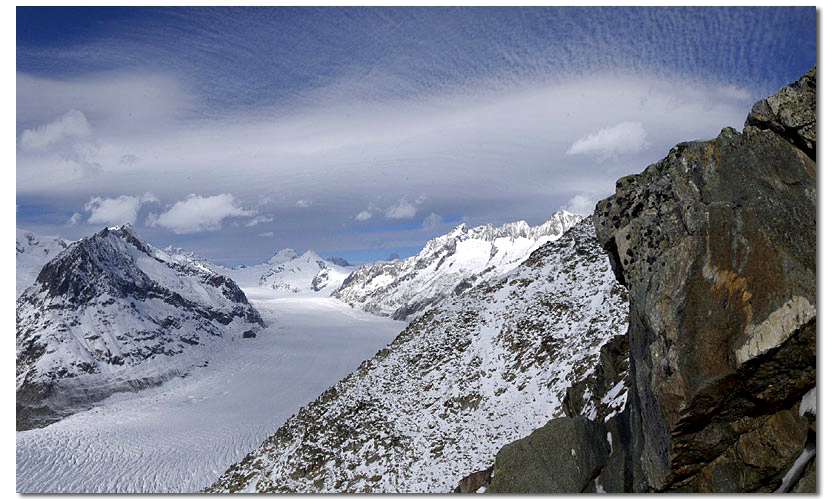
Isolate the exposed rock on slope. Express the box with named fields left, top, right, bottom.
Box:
left=333, top=210, right=583, bottom=320
left=207, top=217, right=628, bottom=492
left=16, top=225, right=264, bottom=430
left=487, top=66, right=816, bottom=493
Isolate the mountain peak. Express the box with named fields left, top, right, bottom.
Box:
left=267, top=248, right=299, bottom=265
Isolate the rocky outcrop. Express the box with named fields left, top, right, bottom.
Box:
left=488, top=417, right=610, bottom=493
left=591, top=66, right=816, bottom=492
left=484, top=66, right=816, bottom=493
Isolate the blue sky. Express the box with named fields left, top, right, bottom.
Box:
left=15, top=7, right=816, bottom=265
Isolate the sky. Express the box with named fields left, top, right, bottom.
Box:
left=15, top=6, right=817, bottom=265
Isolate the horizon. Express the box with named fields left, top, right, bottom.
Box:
left=16, top=6, right=816, bottom=265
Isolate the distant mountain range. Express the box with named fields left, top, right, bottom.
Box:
left=333, top=210, right=583, bottom=320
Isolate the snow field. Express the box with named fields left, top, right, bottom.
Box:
left=16, top=293, right=403, bottom=493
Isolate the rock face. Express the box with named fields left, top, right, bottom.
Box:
left=590, top=66, right=816, bottom=492
left=333, top=211, right=583, bottom=320
left=16, top=225, right=264, bottom=430
left=207, top=217, right=629, bottom=492
left=488, top=417, right=610, bottom=493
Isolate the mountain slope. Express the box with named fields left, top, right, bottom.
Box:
left=16, top=229, right=72, bottom=297
left=208, top=217, right=628, bottom=493
left=16, top=225, right=264, bottom=430
left=333, top=210, right=583, bottom=320
left=211, top=249, right=353, bottom=296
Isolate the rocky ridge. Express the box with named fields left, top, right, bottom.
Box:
left=16, top=225, right=264, bottom=430
left=207, top=217, right=628, bottom=492
left=333, top=210, right=583, bottom=320
left=487, top=66, right=816, bottom=493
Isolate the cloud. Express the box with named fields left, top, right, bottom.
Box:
left=245, top=215, right=274, bottom=227
left=566, top=121, right=648, bottom=158
left=84, top=192, right=158, bottom=226
left=19, top=109, right=91, bottom=151
left=385, top=196, right=425, bottom=220
left=296, top=200, right=310, bottom=208
left=258, top=232, right=275, bottom=238
left=147, top=193, right=256, bottom=234
left=355, top=210, right=373, bottom=221
left=66, top=212, right=82, bottom=226
left=561, top=194, right=596, bottom=216
left=421, top=212, right=443, bottom=229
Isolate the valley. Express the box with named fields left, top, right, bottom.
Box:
left=16, top=292, right=403, bottom=493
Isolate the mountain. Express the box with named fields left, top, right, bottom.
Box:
left=207, top=217, right=629, bottom=493
left=486, top=67, right=817, bottom=493
left=333, top=210, right=583, bottom=320
left=212, top=249, right=353, bottom=296
left=260, top=250, right=351, bottom=295
left=16, top=229, right=72, bottom=297
left=16, top=224, right=264, bottom=431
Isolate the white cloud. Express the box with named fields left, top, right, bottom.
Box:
left=566, top=121, right=649, bottom=158
left=84, top=192, right=157, bottom=226
left=421, top=212, right=443, bottom=229
left=258, top=232, right=275, bottom=238
left=296, top=200, right=310, bottom=208
left=147, top=193, right=256, bottom=234
left=355, top=210, right=373, bottom=221
left=66, top=212, right=82, bottom=226
left=245, top=215, right=274, bottom=227
left=385, top=197, right=425, bottom=220
left=19, top=109, right=91, bottom=151
left=561, top=194, right=596, bottom=216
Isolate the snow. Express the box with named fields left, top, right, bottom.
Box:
left=333, top=210, right=584, bottom=320
left=16, top=292, right=403, bottom=493
left=799, top=387, right=816, bottom=417
left=209, top=218, right=629, bottom=493
left=15, top=229, right=71, bottom=297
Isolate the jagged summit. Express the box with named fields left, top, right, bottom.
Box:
left=333, top=210, right=584, bottom=320
left=16, top=225, right=264, bottom=430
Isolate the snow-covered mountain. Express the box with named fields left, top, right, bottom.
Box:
left=333, top=210, right=583, bottom=320
left=16, top=224, right=264, bottom=431
left=16, top=229, right=72, bottom=297
left=213, top=249, right=353, bottom=296
left=208, top=217, right=629, bottom=493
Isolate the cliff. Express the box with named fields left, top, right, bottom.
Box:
left=488, top=66, right=816, bottom=493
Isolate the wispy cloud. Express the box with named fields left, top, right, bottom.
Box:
left=421, top=213, right=443, bottom=230
left=567, top=121, right=648, bottom=159
left=147, top=193, right=256, bottom=234
left=66, top=212, right=82, bottom=226
left=19, top=109, right=90, bottom=151
left=245, top=215, right=273, bottom=227
left=561, top=194, right=596, bottom=216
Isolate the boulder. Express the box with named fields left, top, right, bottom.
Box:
left=487, top=417, right=609, bottom=493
